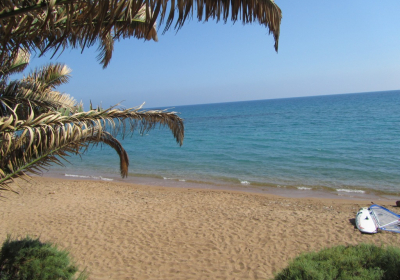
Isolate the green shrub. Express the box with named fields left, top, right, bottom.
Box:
left=273, top=243, right=400, bottom=280
left=0, top=236, right=86, bottom=280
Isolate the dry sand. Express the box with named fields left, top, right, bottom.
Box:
left=1, top=177, right=400, bottom=280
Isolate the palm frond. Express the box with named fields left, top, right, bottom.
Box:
left=0, top=1, right=158, bottom=67
left=86, top=131, right=129, bottom=178
left=0, top=63, right=76, bottom=118
left=0, top=126, right=129, bottom=193
left=0, top=0, right=281, bottom=67
left=0, top=105, right=184, bottom=146
left=0, top=49, right=30, bottom=80
left=0, top=103, right=184, bottom=193
left=24, top=63, right=72, bottom=90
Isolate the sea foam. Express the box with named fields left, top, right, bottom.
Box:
left=336, top=189, right=365, bottom=194
left=65, top=174, right=90, bottom=178
left=297, top=186, right=312, bottom=190
left=65, top=174, right=113, bottom=181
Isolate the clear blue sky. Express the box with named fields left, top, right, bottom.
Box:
left=26, top=1, right=400, bottom=109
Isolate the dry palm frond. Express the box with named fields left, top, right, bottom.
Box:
left=0, top=0, right=281, bottom=68
left=86, top=131, right=129, bottom=178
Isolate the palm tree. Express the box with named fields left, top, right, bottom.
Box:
left=0, top=52, right=184, bottom=194
left=0, top=0, right=282, bottom=195
left=0, top=0, right=282, bottom=68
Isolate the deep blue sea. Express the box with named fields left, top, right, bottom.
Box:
left=48, top=90, right=400, bottom=197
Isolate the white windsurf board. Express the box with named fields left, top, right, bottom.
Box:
left=355, top=207, right=378, bottom=234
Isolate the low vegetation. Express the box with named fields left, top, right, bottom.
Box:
left=273, top=243, right=400, bottom=280
left=0, top=236, right=86, bottom=280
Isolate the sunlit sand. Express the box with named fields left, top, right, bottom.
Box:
left=1, top=177, right=399, bottom=279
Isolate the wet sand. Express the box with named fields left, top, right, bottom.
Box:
left=1, top=177, right=400, bottom=279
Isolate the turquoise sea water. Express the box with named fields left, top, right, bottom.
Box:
left=48, top=90, right=400, bottom=196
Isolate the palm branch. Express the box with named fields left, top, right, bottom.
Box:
left=0, top=105, right=184, bottom=147
left=1, top=1, right=159, bottom=68
left=0, top=49, right=30, bottom=80
left=0, top=0, right=282, bottom=68
left=0, top=125, right=128, bottom=194
left=0, top=56, right=184, bottom=195
left=0, top=106, right=183, bottom=193
left=0, top=63, right=77, bottom=119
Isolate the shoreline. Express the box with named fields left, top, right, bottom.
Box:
left=40, top=170, right=399, bottom=202
left=2, top=176, right=400, bottom=279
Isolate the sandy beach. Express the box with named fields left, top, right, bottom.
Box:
left=1, top=177, right=400, bottom=280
